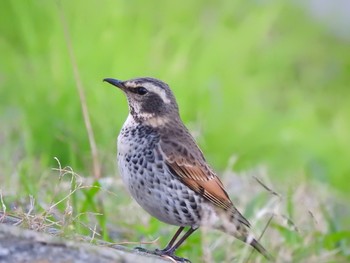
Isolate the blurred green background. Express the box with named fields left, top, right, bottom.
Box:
left=1, top=0, right=349, bottom=261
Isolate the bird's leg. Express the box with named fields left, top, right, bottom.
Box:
left=156, top=227, right=198, bottom=262
left=134, top=227, right=185, bottom=255
left=156, top=226, right=185, bottom=252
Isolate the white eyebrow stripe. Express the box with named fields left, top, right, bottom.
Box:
left=144, top=83, right=171, bottom=104
left=127, top=81, right=170, bottom=104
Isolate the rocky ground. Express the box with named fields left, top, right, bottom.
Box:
left=0, top=213, right=169, bottom=263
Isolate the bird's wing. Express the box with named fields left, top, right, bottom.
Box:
left=160, top=128, right=250, bottom=227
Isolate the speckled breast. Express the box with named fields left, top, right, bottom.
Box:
left=117, top=120, right=203, bottom=227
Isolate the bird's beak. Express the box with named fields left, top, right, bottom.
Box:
left=103, top=78, right=125, bottom=89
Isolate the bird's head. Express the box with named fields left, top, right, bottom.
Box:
left=104, top=77, right=179, bottom=126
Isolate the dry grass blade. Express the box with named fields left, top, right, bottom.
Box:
left=0, top=191, right=7, bottom=223
left=56, top=1, right=101, bottom=179
left=253, top=176, right=281, bottom=197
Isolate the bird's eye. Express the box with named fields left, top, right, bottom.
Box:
left=136, top=86, right=148, bottom=95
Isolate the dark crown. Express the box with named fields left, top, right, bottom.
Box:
left=104, top=77, right=179, bottom=123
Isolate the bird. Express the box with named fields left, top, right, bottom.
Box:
left=103, top=77, right=273, bottom=262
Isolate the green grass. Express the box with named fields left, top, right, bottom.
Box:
left=1, top=0, right=349, bottom=262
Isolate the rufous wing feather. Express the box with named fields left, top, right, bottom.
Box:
left=160, top=131, right=250, bottom=227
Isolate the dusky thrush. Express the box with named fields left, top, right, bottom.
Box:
left=104, top=77, right=272, bottom=262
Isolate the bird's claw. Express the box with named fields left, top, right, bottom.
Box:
left=134, top=247, right=191, bottom=262
left=155, top=248, right=191, bottom=262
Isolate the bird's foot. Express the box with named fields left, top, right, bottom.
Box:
left=155, top=248, right=191, bottom=263
left=134, top=247, right=191, bottom=262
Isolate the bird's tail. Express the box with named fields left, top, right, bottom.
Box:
left=216, top=211, right=274, bottom=261
left=217, top=224, right=274, bottom=261
left=247, top=237, right=274, bottom=261
left=211, top=207, right=274, bottom=261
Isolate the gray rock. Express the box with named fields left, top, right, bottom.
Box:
left=0, top=223, right=170, bottom=263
